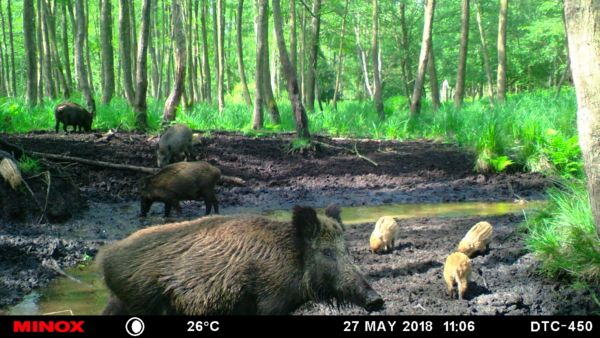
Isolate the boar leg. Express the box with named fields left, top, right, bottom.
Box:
left=457, top=277, right=468, bottom=300
left=164, top=201, right=182, bottom=217
left=207, top=190, right=219, bottom=214
left=102, top=294, right=129, bottom=315
left=185, top=145, right=194, bottom=161
left=174, top=202, right=182, bottom=215
left=55, top=121, right=60, bottom=133
left=444, top=275, right=455, bottom=299
left=140, top=198, right=152, bottom=217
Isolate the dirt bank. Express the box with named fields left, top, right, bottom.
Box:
left=4, top=131, right=594, bottom=315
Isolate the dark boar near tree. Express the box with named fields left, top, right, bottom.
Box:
left=98, top=205, right=384, bottom=315
left=157, top=124, right=194, bottom=167
left=140, top=161, right=220, bottom=217
left=54, top=102, right=93, bottom=132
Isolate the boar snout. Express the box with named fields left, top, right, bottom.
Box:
left=363, top=288, right=384, bottom=312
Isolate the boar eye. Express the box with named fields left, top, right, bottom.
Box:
left=322, top=248, right=336, bottom=259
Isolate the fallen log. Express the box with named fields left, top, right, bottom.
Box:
left=30, top=151, right=247, bottom=186
left=31, top=151, right=157, bottom=174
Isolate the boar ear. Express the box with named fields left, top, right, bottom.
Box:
left=325, top=204, right=341, bottom=223
left=293, top=205, right=321, bottom=241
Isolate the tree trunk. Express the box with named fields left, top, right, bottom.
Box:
left=236, top=0, right=252, bottom=106
left=83, top=0, right=95, bottom=95
left=564, top=0, right=600, bottom=235
left=399, top=2, right=411, bottom=100
left=0, top=3, right=10, bottom=96
left=129, top=0, right=137, bottom=81
left=372, top=0, right=383, bottom=118
left=454, top=0, right=470, bottom=109
left=262, top=8, right=281, bottom=125
left=332, top=0, right=349, bottom=110
left=289, top=0, right=297, bottom=72
left=119, top=0, right=135, bottom=104
left=133, top=0, right=151, bottom=131
left=226, top=6, right=234, bottom=94
left=270, top=27, right=278, bottom=97
left=193, top=0, right=203, bottom=101
left=61, top=1, right=72, bottom=90
left=410, top=0, right=435, bottom=116
left=100, top=0, right=115, bottom=104
left=428, top=41, right=440, bottom=111
left=7, top=0, right=16, bottom=96
left=24, top=0, right=38, bottom=106
left=42, top=0, right=68, bottom=98
left=40, top=0, right=55, bottom=98
left=354, top=20, right=373, bottom=99
left=157, top=0, right=168, bottom=99
left=212, top=0, right=218, bottom=103
left=304, top=0, right=321, bottom=112
left=253, top=0, right=267, bottom=130
left=36, top=0, right=44, bottom=99
left=200, top=0, right=211, bottom=103
left=163, top=0, right=186, bottom=123
left=184, top=0, right=194, bottom=107
left=216, top=0, right=225, bottom=112
left=74, top=0, right=95, bottom=113
left=272, top=0, right=310, bottom=139
left=474, top=0, right=494, bottom=101
left=496, top=0, right=508, bottom=103
left=149, top=0, right=160, bottom=98
left=299, top=5, right=305, bottom=101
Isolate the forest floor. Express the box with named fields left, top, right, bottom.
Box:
left=0, top=131, right=597, bottom=314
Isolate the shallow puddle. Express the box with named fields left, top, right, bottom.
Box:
left=267, top=200, right=544, bottom=225
left=6, top=200, right=543, bottom=315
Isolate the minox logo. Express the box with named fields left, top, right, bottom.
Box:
left=13, top=320, right=85, bottom=333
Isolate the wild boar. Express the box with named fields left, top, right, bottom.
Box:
left=140, top=161, right=220, bottom=217
left=443, top=252, right=472, bottom=300
left=54, top=102, right=93, bottom=133
left=157, top=124, right=194, bottom=167
left=369, top=216, right=400, bottom=254
left=98, top=205, right=385, bottom=315
left=457, top=221, right=493, bottom=257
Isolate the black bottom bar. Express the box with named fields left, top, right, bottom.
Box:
left=1, top=316, right=598, bottom=337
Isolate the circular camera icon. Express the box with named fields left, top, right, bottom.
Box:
left=125, top=317, right=145, bottom=337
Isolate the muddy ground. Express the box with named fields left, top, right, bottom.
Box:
left=0, top=131, right=597, bottom=314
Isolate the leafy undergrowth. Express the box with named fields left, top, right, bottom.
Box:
left=524, top=181, right=600, bottom=289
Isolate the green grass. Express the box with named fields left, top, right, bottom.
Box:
left=524, top=181, right=600, bottom=283
left=0, top=89, right=581, bottom=179
left=18, top=154, right=41, bottom=175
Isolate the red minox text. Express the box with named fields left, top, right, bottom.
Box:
left=13, top=321, right=85, bottom=333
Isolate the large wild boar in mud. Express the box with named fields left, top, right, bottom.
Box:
left=140, top=161, right=220, bottom=217
left=98, top=205, right=385, bottom=315
left=157, top=124, right=194, bottom=167
left=54, top=102, right=93, bottom=133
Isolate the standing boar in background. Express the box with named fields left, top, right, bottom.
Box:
left=140, top=161, right=220, bottom=217
left=54, top=102, right=93, bottom=132
left=98, top=205, right=385, bottom=315
left=157, top=124, right=194, bottom=167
